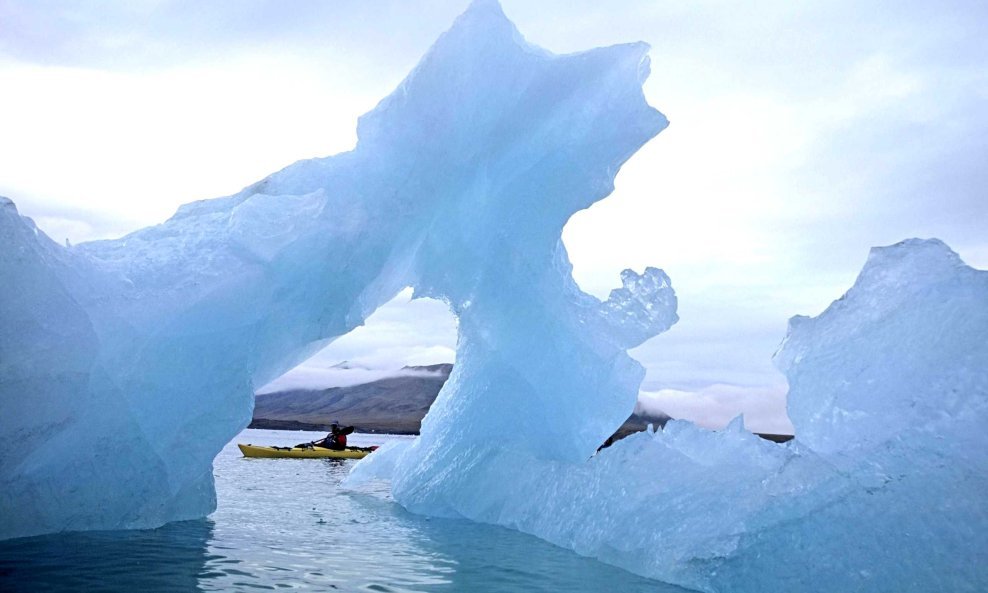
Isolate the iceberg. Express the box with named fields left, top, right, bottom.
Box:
left=0, top=0, right=669, bottom=539
left=351, top=238, right=987, bottom=592
left=1, top=1, right=986, bottom=591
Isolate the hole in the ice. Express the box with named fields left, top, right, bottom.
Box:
left=249, top=288, right=458, bottom=434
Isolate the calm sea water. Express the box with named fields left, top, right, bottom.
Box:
left=0, top=429, right=683, bottom=592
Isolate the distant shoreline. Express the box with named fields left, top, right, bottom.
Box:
left=248, top=418, right=793, bottom=443
left=248, top=418, right=419, bottom=435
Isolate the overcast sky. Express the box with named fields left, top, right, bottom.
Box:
left=2, top=0, right=985, bottom=434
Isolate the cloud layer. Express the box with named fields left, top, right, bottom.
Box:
left=639, top=384, right=793, bottom=436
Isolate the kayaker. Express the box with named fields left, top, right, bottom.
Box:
left=314, top=420, right=354, bottom=450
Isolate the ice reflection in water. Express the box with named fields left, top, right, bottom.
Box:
left=0, top=430, right=684, bottom=592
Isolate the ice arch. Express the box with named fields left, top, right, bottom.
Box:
left=0, top=0, right=675, bottom=539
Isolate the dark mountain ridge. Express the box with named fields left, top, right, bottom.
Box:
left=251, top=363, right=673, bottom=437
left=252, top=364, right=453, bottom=434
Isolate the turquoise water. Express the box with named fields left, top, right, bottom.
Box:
left=0, top=429, right=684, bottom=592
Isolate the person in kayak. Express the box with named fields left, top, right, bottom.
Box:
left=313, top=420, right=354, bottom=450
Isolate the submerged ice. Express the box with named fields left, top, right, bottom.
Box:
left=1, top=1, right=986, bottom=591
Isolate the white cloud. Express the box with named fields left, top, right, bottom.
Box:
left=256, top=365, right=447, bottom=395
left=30, top=216, right=96, bottom=245
left=639, top=384, right=793, bottom=436
left=403, top=345, right=457, bottom=367
left=257, top=289, right=457, bottom=393
left=0, top=56, right=374, bottom=241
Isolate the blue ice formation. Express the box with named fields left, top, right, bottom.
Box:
left=351, top=238, right=988, bottom=592
left=1, top=2, right=986, bottom=592
left=0, top=0, right=670, bottom=539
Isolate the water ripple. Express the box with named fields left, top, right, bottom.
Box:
left=0, top=430, right=686, bottom=592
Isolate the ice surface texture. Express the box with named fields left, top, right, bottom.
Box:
left=0, top=0, right=671, bottom=539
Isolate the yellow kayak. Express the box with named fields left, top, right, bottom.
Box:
left=238, top=443, right=375, bottom=459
